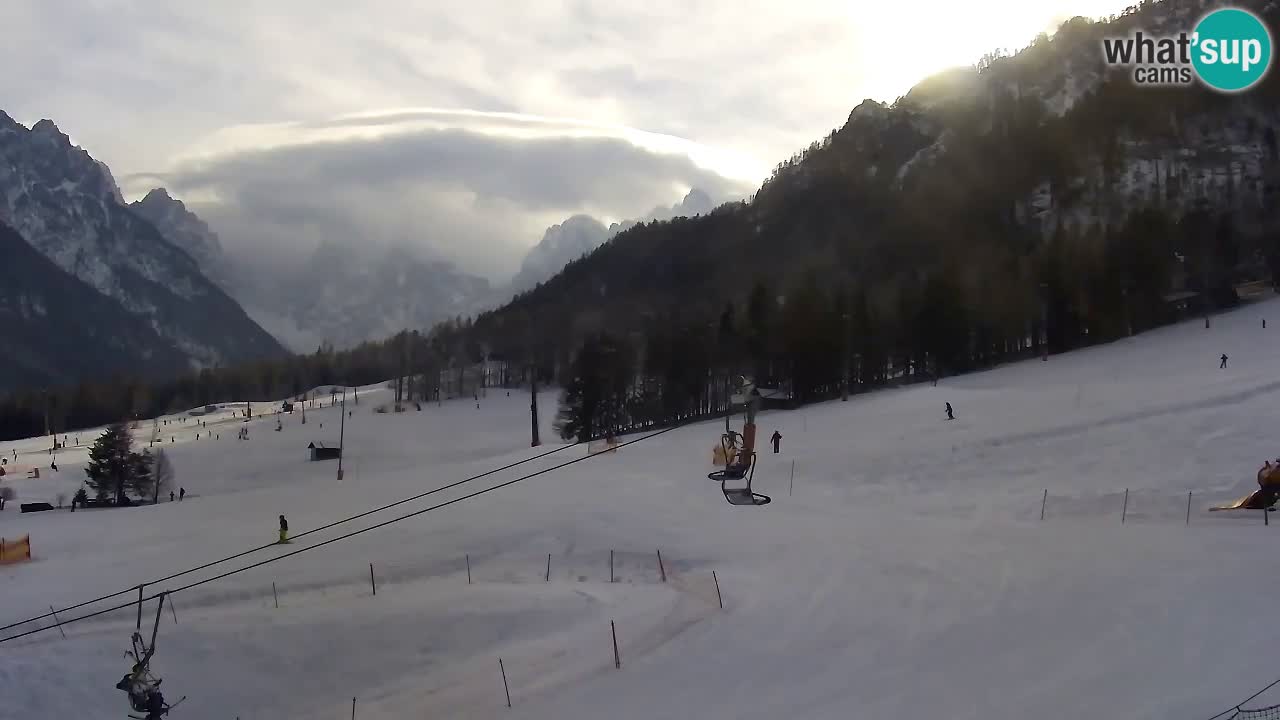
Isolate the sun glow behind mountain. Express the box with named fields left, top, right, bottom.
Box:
left=851, top=0, right=1134, bottom=102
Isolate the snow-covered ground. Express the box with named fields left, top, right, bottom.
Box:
left=0, top=390, right=359, bottom=505
left=4, top=301, right=1280, bottom=720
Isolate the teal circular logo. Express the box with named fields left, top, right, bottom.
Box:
left=1192, top=8, right=1273, bottom=92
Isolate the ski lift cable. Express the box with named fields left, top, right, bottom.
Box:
left=0, top=440, right=582, bottom=634
left=1, top=422, right=686, bottom=645
left=1203, top=673, right=1280, bottom=720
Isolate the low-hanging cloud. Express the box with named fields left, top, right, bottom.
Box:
left=130, top=110, right=756, bottom=280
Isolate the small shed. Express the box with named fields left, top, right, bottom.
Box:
left=308, top=442, right=342, bottom=461
left=755, top=386, right=794, bottom=410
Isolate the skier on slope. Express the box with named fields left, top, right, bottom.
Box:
left=117, top=670, right=169, bottom=719
left=116, top=634, right=173, bottom=719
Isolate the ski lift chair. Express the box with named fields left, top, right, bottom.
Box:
left=120, top=653, right=168, bottom=718
left=706, top=391, right=771, bottom=506
left=708, top=438, right=771, bottom=506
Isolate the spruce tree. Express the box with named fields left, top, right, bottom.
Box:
left=555, top=333, right=634, bottom=442
left=84, top=422, right=141, bottom=504
left=595, top=335, right=631, bottom=439
left=555, top=336, right=602, bottom=442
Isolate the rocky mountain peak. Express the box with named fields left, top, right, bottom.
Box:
left=139, top=187, right=175, bottom=204
left=509, top=187, right=721, bottom=296
left=29, top=118, right=65, bottom=139
left=0, top=109, right=285, bottom=372
left=130, top=187, right=225, bottom=272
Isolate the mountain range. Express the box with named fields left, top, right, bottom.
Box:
left=0, top=112, right=719, bottom=364
left=508, top=188, right=716, bottom=296
left=0, top=221, right=193, bottom=390
left=4, top=0, right=1279, bottom=426
left=457, top=0, right=1280, bottom=368
left=0, top=112, right=286, bottom=393
left=14, top=0, right=1267, bottom=395
left=239, top=240, right=492, bottom=352
left=130, top=179, right=719, bottom=352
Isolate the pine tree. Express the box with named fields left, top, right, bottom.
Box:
left=555, top=333, right=633, bottom=442
left=746, top=281, right=774, bottom=382
left=555, top=337, right=603, bottom=442
left=83, top=422, right=148, bottom=505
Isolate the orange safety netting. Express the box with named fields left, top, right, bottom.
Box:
left=0, top=535, right=32, bottom=565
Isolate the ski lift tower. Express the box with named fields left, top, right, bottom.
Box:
left=842, top=312, right=850, bottom=401
left=337, top=387, right=347, bottom=481
left=1039, top=282, right=1049, bottom=361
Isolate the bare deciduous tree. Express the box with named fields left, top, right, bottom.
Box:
left=152, top=450, right=175, bottom=504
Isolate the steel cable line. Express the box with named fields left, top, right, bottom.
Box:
left=1203, top=675, right=1280, bottom=720
left=1, top=422, right=686, bottom=644
left=0, top=440, right=580, bottom=634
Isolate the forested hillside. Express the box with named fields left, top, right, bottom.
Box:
left=467, top=0, right=1280, bottom=431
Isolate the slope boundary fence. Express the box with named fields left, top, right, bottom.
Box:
left=1232, top=704, right=1280, bottom=719
left=0, top=421, right=692, bottom=644
left=0, top=440, right=585, bottom=636
left=1204, top=671, right=1280, bottom=719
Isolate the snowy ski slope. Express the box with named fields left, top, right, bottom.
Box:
left=5, top=299, right=1280, bottom=719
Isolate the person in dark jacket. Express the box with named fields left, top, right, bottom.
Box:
left=945, top=402, right=955, bottom=420
left=771, top=430, right=782, bottom=454
left=279, top=515, right=289, bottom=544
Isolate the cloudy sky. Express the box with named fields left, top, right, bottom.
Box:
left=3, top=0, right=1132, bottom=280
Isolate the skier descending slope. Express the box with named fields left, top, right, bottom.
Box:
left=117, top=664, right=169, bottom=720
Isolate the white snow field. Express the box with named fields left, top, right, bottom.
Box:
left=6, top=299, right=1280, bottom=720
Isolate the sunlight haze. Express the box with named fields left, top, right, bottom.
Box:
left=0, top=0, right=1136, bottom=278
